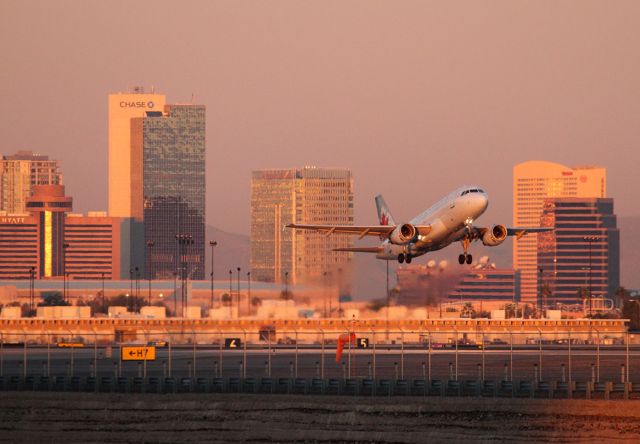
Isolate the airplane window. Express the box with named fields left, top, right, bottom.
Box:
left=461, top=190, right=468, bottom=196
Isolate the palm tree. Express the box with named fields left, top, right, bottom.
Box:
left=461, top=302, right=475, bottom=318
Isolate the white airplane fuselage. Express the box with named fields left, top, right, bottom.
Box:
left=376, top=187, right=488, bottom=260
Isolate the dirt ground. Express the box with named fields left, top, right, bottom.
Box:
left=1, top=392, right=640, bottom=443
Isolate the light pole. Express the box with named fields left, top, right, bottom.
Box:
left=284, top=271, right=289, bottom=301
left=236, top=267, right=241, bottom=318
left=146, top=241, right=155, bottom=307
left=173, top=272, right=178, bottom=316
left=175, top=234, right=194, bottom=316
left=323, top=271, right=328, bottom=318
left=209, top=241, right=217, bottom=310
left=247, top=271, right=251, bottom=316
left=62, top=243, right=69, bottom=303
left=65, top=272, right=69, bottom=305
left=101, top=272, right=106, bottom=314
left=584, top=236, right=599, bottom=316
left=29, top=267, right=35, bottom=316
left=337, top=267, right=342, bottom=318
left=135, top=266, right=140, bottom=312
left=228, top=269, right=233, bottom=318
left=538, top=267, right=543, bottom=317
left=129, top=268, right=134, bottom=311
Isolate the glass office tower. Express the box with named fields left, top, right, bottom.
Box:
left=132, top=105, right=206, bottom=279
left=537, top=197, right=619, bottom=306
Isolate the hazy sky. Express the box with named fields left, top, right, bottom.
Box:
left=1, top=0, right=639, bottom=233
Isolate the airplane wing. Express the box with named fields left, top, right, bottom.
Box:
left=473, top=226, right=553, bottom=240
left=287, top=223, right=432, bottom=240
left=286, top=224, right=395, bottom=239
left=333, top=246, right=383, bottom=253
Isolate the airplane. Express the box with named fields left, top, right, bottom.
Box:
left=286, top=185, right=552, bottom=264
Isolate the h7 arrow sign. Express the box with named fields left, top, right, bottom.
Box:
left=121, top=346, right=156, bottom=361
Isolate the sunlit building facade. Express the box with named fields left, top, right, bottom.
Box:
left=108, top=88, right=166, bottom=275
left=0, top=186, right=123, bottom=280
left=513, top=161, right=606, bottom=304
left=65, top=212, right=122, bottom=280
left=26, top=185, right=72, bottom=278
left=537, top=198, right=619, bottom=306
left=131, top=104, right=206, bottom=280
left=0, top=213, right=39, bottom=280
left=0, top=151, right=63, bottom=214
left=251, top=167, right=353, bottom=285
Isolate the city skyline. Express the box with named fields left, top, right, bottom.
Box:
left=2, top=1, right=640, bottom=291
left=2, top=2, right=639, bottom=230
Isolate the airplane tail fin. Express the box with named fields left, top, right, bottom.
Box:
left=375, top=195, right=396, bottom=226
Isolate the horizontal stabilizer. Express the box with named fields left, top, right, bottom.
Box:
left=507, top=227, right=553, bottom=239
left=333, top=246, right=383, bottom=254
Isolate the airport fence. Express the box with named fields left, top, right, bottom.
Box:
left=0, top=328, right=637, bottom=386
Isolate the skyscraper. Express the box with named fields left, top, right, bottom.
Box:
left=537, top=198, right=619, bottom=307
left=108, top=89, right=166, bottom=277
left=0, top=151, right=63, bottom=214
left=513, top=161, right=606, bottom=304
left=108, top=88, right=166, bottom=219
left=131, top=104, right=206, bottom=280
left=250, top=167, right=353, bottom=285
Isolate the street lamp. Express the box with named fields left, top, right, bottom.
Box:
left=538, top=267, right=543, bottom=317
left=209, top=241, right=217, bottom=310
left=584, top=236, right=600, bottom=316
left=65, top=272, right=70, bottom=305
left=323, top=271, right=328, bottom=318
left=173, top=272, right=178, bottom=317
left=247, top=271, right=251, bottom=316
left=175, top=234, right=194, bottom=316
left=135, top=266, right=140, bottom=312
left=236, top=267, right=241, bottom=318
left=284, top=271, right=289, bottom=301
left=147, top=241, right=155, bottom=308
left=101, top=272, right=106, bottom=314
left=129, top=268, right=134, bottom=312
left=29, top=266, right=35, bottom=316
left=228, top=269, right=233, bottom=318
left=62, top=243, right=70, bottom=302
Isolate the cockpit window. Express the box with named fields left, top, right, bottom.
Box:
left=462, top=188, right=485, bottom=196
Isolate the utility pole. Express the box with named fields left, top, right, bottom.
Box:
left=247, top=271, right=251, bottom=316
left=584, top=236, right=599, bottom=316
left=209, top=241, right=217, bottom=310
left=237, top=267, right=241, bottom=318
left=228, top=269, right=233, bottom=318
left=147, top=241, right=155, bottom=308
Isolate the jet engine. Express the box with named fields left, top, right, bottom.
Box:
left=482, top=224, right=507, bottom=246
left=389, top=223, right=417, bottom=245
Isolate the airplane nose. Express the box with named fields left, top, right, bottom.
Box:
left=479, top=193, right=489, bottom=211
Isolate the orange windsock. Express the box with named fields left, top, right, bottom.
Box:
left=336, top=333, right=356, bottom=363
